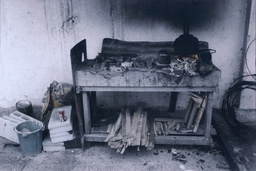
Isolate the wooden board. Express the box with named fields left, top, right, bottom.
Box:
left=141, top=111, right=148, bottom=146
left=131, top=110, right=144, bottom=146
left=193, top=96, right=207, bottom=132
left=77, top=67, right=220, bottom=89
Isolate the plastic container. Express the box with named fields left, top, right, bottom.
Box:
left=15, top=121, right=44, bottom=156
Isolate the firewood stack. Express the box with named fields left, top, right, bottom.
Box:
left=105, top=106, right=154, bottom=154
left=154, top=119, right=182, bottom=135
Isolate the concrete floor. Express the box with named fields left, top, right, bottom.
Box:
left=0, top=138, right=231, bottom=171
left=213, top=111, right=256, bottom=171
left=0, top=106, right=232, bottom=171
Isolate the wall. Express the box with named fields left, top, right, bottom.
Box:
left=0, top=0, right=252, bottom=109
left=0, top=0, right=113, bottom=107
left=240, top=0, right=256, bottom=109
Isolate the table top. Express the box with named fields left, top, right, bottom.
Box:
left=75, top=64, right=220, bottom=92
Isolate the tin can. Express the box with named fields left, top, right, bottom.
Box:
left=16, top=100, right=33, bottom=117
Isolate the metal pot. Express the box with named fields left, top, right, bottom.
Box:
left=174, top=24, right=199, bottom=56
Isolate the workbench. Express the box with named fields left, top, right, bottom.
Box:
left=70, top=38, right=220, bottom=150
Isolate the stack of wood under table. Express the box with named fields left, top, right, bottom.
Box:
left=104, top=106, right=154, bottom=154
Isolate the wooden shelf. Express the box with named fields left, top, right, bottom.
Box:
left=84, top=130, right=215, bottom=146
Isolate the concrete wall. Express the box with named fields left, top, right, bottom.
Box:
left=0, top=0, right=253, bottom=109
left=240, top=0, right=256, bottom=109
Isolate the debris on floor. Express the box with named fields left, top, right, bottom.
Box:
left=171, top=148, right=188, bottom=164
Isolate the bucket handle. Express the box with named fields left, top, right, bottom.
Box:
left=42, top=125, right=45, bottom=131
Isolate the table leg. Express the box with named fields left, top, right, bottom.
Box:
left=82, top=92, right=91, bottom=148
left=74, top=92, right=85, bottom=150
left=90, top=92, right=97, bottom=120
left=169, top=92, right=178, bottom=113
left=204, top=92, right=213, bottom=139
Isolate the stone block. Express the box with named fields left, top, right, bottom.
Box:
left=48, top=106, right=72, bottom=130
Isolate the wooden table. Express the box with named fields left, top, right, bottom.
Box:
left=70, top=39, right=221, bottom=150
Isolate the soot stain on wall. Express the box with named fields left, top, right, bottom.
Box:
left=122, top=0, right=227, bottom=30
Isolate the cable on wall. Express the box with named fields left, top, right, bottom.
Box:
left=221, top=74, right=256, bottom=128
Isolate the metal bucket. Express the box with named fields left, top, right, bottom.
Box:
left=15, top=121, right=44, bottom=156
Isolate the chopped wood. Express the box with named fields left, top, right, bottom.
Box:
left=121, top=108, right=126, bottom=136
left=104, top=112, right=122, bottom=142
left=145, top=112, right=155, bottom=150
left=141, top=111, right=148, bottom=146
left=186, top=97, right=201, bottom=129
left=108, top=133, right=122, bottom=149
left=184, top=98, right=194, bottom=124
left=193, top=95, right=207, bottom=132
left=119, top=108, right=134, bottom=154
left=131, top=106, right=143, bottom=136
left=154, top=117, right=183, bottom=135
left=105, top=106, right=154, bottom=153
left=131, top=108, right=144, bottom=146
left=107, top=124, right=113, bottom=133
left=125, top=108, right=132, bottom=137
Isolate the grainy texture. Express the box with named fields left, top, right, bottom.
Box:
left=0, top=106, right=231, bottom=171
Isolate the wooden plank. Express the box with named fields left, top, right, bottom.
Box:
left=193, top=96, right=207, bottom=133
left=145, top=112, right=155, bottom=150
left=105, top=112, right=122, bottom=142
left=131, top=107, right=144, bottom=146
left=124, top=108, right=133, bottom=147
left=91, top=124, right=110, bottom=134
left=141, top=111, right=148, bottom=146
left=121, top=108, right=126, bottom=136
left=131, top=106, right=142, bottom=136
left=155, top=135, right=213, bottom=146
left=116, top=108, right=134, bottom=154
left=77, top=68, right=220, bottom=88
left=186, top=98, right=200, bottom=129
left=84, top=127, right=217, bottom=143
left=80, top=86, right=216, bottom=92
left=125, top=108, right=132, bottom=136
left=184, top=98, right=194, bottom=124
